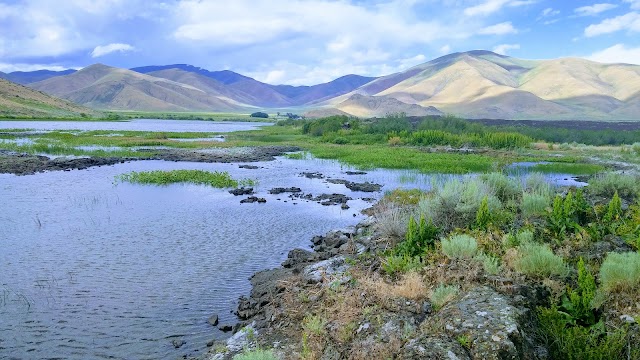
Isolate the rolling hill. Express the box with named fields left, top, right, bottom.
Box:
left=2, top=69, right=77, bottom=85
left=30, top=64, right=250, bottom=112
left=324, top=50, right=640, bottom=120
left=16, top=51, right=640, bottom=120
left=0, top=78, right=100, bottom=118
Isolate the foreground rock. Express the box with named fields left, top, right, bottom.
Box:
left=0, top=152, right=129, bottom=175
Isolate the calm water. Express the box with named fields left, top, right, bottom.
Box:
left=0, top=122, right=586, bottom=359
left=0, top=119, right=268, bottom=133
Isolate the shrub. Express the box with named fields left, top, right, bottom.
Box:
left=373, top=203, right=411, bottom=239
left=537, top=307, right=631, bottom=360
left=250, top=111, right=269, bottom=118
left=418, top=178, right=501, bottom=231
left=441, top=234, right=478, bottom=260
left=588, top=173, right=640, bottom=199
left=233, top=349, right=278, bottom=360
left=475, top=253, right=501, bottom=275
left=382, top=255, right=423, bottom=276
left=502, top=229, right=534, bottom=248
left=514, top=242, right=569, bottom=278
left=524, top=172, right=552, bottom=197
left=430, top=284, right=459, bottom=310
left=521, top=191, right=551, bottom=218
left=598, top=252, right=640, bottom=293
left=395, top=215, right=439, bottom=257
left=480, top=172, right=521, bottom=202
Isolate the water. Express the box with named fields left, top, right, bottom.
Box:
left=0, top=119, right=268, bottom=133
left=0, top=152, right=587, bottom=359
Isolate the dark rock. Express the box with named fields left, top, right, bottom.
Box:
left=218, top=324, right=233, bottom=332
left=301, top=172, right=324, bottom=179
left=282, top=248, right=320, bottom=268
left=240, top=196, right=266, bottom=204
left=229, top=187, right=254, bottom=196
left=171, top=339, right=186, bottom=349
left=268, top=187, right=302, bottom=194
left=239, top=164, right=260, bottom=169
left=206, top=339, right=215, bottom=347
left=311, top=193, right=351, bottom=206
left=327, top=179, right=382, bottom=192
left=208, top=314, right=219, bottom=326
left=400, top=335, right=470, bottom=359
left=345, top=171, right=367, bottom=175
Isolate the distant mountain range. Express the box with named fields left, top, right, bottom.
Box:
left=7, top=50, right=640, bottom=120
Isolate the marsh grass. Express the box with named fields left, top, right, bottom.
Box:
left=530, top=163, right=604, bottom=175
left=115, top=170, right=250, bottom=188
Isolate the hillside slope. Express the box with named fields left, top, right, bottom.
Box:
left=0, top=78, right=101, bottom=118
left=31, top=64, right=250, bottom=112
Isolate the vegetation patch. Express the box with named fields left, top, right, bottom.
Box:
left=115, top=170, right=251, bottom=188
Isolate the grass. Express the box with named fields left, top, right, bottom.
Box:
left=233, top=349, right=279, bottom=360
left=441, top=234, right=478, bottom=260
left=513, top=242, right=569, bottom=278
left=115, top=170, right=252, bottom=188
left=529, top=162, right=604, bottom=175
left=429, top=284, right=459, bottom=311
left=588, top=173, right=640, bottom=199
left=598, top=252, right=640, bottom=293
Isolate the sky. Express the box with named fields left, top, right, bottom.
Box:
left=1, top=0, right=640, bottom=85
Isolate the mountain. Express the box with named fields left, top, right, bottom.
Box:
left=3, top=69, right=77, bottom=85
left=0, top=78, right=100, bottom=118
left=335, top=94, right=443, bottom=118
left=133, top=64, right=376, bottom=106
left=30, top=64, right=250, bottom=112
left=19, top=51, right=640, bottom=119
left=325, top=50, right=640, bottom=120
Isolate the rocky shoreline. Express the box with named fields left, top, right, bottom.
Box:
left=0, top=146, right=300, bottom=175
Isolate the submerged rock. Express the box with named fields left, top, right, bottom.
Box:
left=208, top=314, right=219, bottom=326
left=240, top=196, right=266, bottom=204
left=327, top=179, right=382, bottom=192
left=229, top=187, right=254, bottom=196
left=268, top=187, right=302, bottom=194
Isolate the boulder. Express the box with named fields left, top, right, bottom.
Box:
left=302, top=256, right=351, bottom=284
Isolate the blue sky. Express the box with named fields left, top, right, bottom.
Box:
left=1, top=0, right=639, bottom=85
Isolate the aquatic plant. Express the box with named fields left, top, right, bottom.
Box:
left=115, top=170, right=247, bottom=188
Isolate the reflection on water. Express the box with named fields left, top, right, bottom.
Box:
left=0, top=154, right=586, bottom=359
left=0, top=119, right=269, bottom=132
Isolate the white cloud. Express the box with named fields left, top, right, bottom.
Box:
left=493, top=43, right=520, bottom=55
left=440, top=44, right=452, bottom=54
left=398, top=54, right=427, bottom=69
left=91, top=43, right=135, bottom=57
left=624, top=0, right=640, bottom=10
left=540, top=7, right=560, bottom=17
left=584, top=12, right=640, bottom=36
left=574, top=3, right=617, bottom=17
left=464, top=0, right=536, bottom=17
left=479, top=22, right=518, bottom=35
left=0, top=62, right=75, bottom=73
left=586, top=43, right=640, bottom=64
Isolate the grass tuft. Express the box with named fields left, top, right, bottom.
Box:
left=598, top=252, right=640, bottom=294
left=441, top=234, right=478, bottom=260
left=514, top=242, right=569, bottom=278
left=115, top=170, right=249, bottom=188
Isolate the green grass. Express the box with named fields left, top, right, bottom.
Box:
left=598, top=252, right=640, bottom=293
left=441, top=234, right=478, bottom=260
left=115, top=170, right=252, bottom=188
left=430, top=284, right=459, bottom=311
left=529, top=162, right=604, bottom=175
left=514, top=242, right=569, bottom=278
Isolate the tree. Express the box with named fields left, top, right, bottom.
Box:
left=250, top=112, right=269, bottom=118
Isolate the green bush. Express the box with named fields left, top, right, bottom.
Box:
left=521, top=191, right=551, bottom=218
left=588, top=173, right=640, bottom=199
left=475, top=196, right=492, bottom=230
left=395, top=215, right=439, bottom=257
left=430, top=284, right=459, bottom=310
left=598, top=252, right=640, bottom=293
left=475, top=253, right=501, bottom=275
left=537, top=307, right=631, bottom=360
left=480, top=173, right=521, bottom=202
left=514, top=242, right=569, bottom=278
left=441, top=234, right=478, bottom=260
left=233, top=349, right=279, bottom=360
left=382, top=255, right=423, bottom=276
left=562, top=258, right=597, bottom=326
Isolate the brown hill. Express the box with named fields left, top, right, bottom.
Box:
left=0, top=78, right=100, bottom=118
left=31, top=64, right=251, bottom=112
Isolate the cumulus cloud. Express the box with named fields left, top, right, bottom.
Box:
left=586, top=43, right=640, bottom=64
left=0, top=62, right=74, bottom=73
left=574, top=3, right=618, bottom=17
left=91, top=43, right=135, bottom=57
left=479, top=22, right=518, bottom=35
left=584, top=12, right=640, bottom=36
left=624, top=0, right=640, bottom=10
left=493, top=43, right=520, bottom=55
left=464, top=0, right=536, bottom=17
